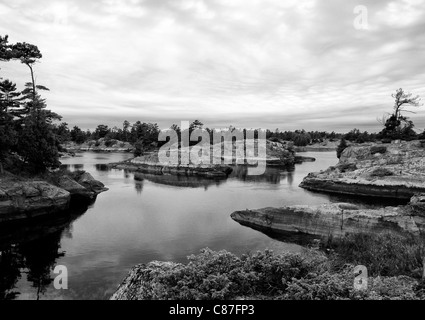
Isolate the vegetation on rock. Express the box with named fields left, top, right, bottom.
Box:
left=112, top=233, right=425, bottom=300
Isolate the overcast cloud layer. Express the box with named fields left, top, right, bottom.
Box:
left=0, top=0, right=424, bottom=132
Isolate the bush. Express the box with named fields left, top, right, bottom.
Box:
left=338, top=163, right=357, bottom=173
left=325, top=233, right=425, bottom=278
left=370, top=146, right=387, bottom=155
left=126, top=249, right=329, bottom=300
left=104, top=139, right=117, bottom=147
left=370, top=168, right=393, bottom=177
left=366, top=276, right=419, bottom=300
left=336, top=139, right=348, bottom=159
left=119, top=246, right=425, bottom=300
left=134, top=140, right=144, bottom=157
left=282, top=267, right=353, bottom=300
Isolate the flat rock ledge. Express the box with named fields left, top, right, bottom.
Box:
left=0, top=171, right=107, bottom=223
left=300, top=140, right=425, bottom=199
left=231, top=199, right=425, bottom=239
left=0, top=179, right=70, bottom=223
left=109, top=155, right=233, bottom=179
left=110, top=261, right=181, bottom=300
left=56, top=171, right=108, bottom=201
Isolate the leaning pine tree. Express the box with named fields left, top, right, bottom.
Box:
left=0, top=36, right=63, bottom=173
left=380, top=88, right=422, bottom=140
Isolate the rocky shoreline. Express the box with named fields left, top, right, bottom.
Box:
left=62, top=138, right=134, bottom=153
left=0, top=171, right=107, bottom=224
left=300, top=140, right=425, bottom=199
left=231, top=140, right=425, bottom=239
left=231, top=196, right=425, bottom=240
left=110, top=159, right=233, bottom=179
left=108, top=139, right=311, bottom=179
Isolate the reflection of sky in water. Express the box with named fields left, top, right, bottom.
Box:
left=4, top=152, right=340, bottom=300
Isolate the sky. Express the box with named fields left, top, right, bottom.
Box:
left=0, top=0, right=424, bottom=132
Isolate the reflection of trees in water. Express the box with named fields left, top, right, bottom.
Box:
left=0, top=231, right=64, bottom=300
left=130, top=165, right=296, bottom=193
left=95, top=164, right=110, bottom=172
left=0, top=203, right=89, bottom=300
left=135, top=180, right=144, bottom=195
left=0, top=248, right=23, bottom=300
left=20, top=231, right=65, bottom=300
left=74, top=164, right=84, bottom=170
left=230, top=166, right=295, bottom=185
left=133, top=173, right=227, bottom=191
left=60, top=164, right=85, bottom=171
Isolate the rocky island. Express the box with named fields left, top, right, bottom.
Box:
left=109, top=139, right=309, bottom=179
left=0, top=171, right=107, bottom=224
left=62, top=138, right=134, bottom=153
left=231, top=195, right=425, bottom=240
left=300, top=140, right=425, bottom=199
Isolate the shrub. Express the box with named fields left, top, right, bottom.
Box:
left=339, top=163, right=357, bottom=173
left=134, top=140, right=144, bottom=157
left=104, top=139, right=117, bottom=147
left=118, top=246, right=425, bottom=300
left=370, top=146, right=387, bottom=155
left=325, top=233, right=425, bottom=278
left=282, top=266, right=353, bottom=300
left=125, top=249, right=329, bottom=300
left=336, top=139, right=348, bottom=159
left=366, top=276, right=419, bottom=300
left=370, top=168, right=393, bottom=177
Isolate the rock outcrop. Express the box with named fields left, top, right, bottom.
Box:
left=0, top=170, right=107, bottom=223
left=231, top=197, right=425, bottom=239
left=110, top=150, right=233, bottom=179
left=56, top=171, right=108, bottom=201
left=0, top=177, right=70, bottom=223
left=110, top=261, right=181, bottom=300
left=62, top=138, right=134, bottom=153
left=294, top=139, right=343, bottom=152
left=300, top=140, right=425, bottom=199
left=265, top=140, right=296, bottom=166
left=109, top=139, right=302, bottom=178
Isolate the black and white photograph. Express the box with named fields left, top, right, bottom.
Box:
left=1, top=0, right=425, bottom=308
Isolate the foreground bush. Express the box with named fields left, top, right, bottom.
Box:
left=324, top=233, right=425, bottom=278
left=114, top=242, right=425, bottom=300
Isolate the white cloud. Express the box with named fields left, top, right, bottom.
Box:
left=0, top=0, right=424, bottom=132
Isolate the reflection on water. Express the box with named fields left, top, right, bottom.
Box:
left=0, top=203, right=90, bottom=300
left=229, top=165, right=294, bottom=185
left=134, top=172, right=227, bottom=190
left=1, top=151, right=342, bottom=300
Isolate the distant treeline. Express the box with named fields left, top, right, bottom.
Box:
left=55, top=119, right=421, bottom=149
left=54, top=89, right=424, bottom=151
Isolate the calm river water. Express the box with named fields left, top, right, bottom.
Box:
left=1, top=151, right=342, bottom=300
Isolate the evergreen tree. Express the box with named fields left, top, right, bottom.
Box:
left=337, top=138, right=348, bottom=159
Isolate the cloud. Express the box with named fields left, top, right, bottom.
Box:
left=0, top=0, right=424, bottom=132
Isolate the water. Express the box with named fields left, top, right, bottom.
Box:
left=0, top=151, right=340, bottom=300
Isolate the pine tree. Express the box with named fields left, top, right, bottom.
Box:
left=337, top=138, right=348, bottom=159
